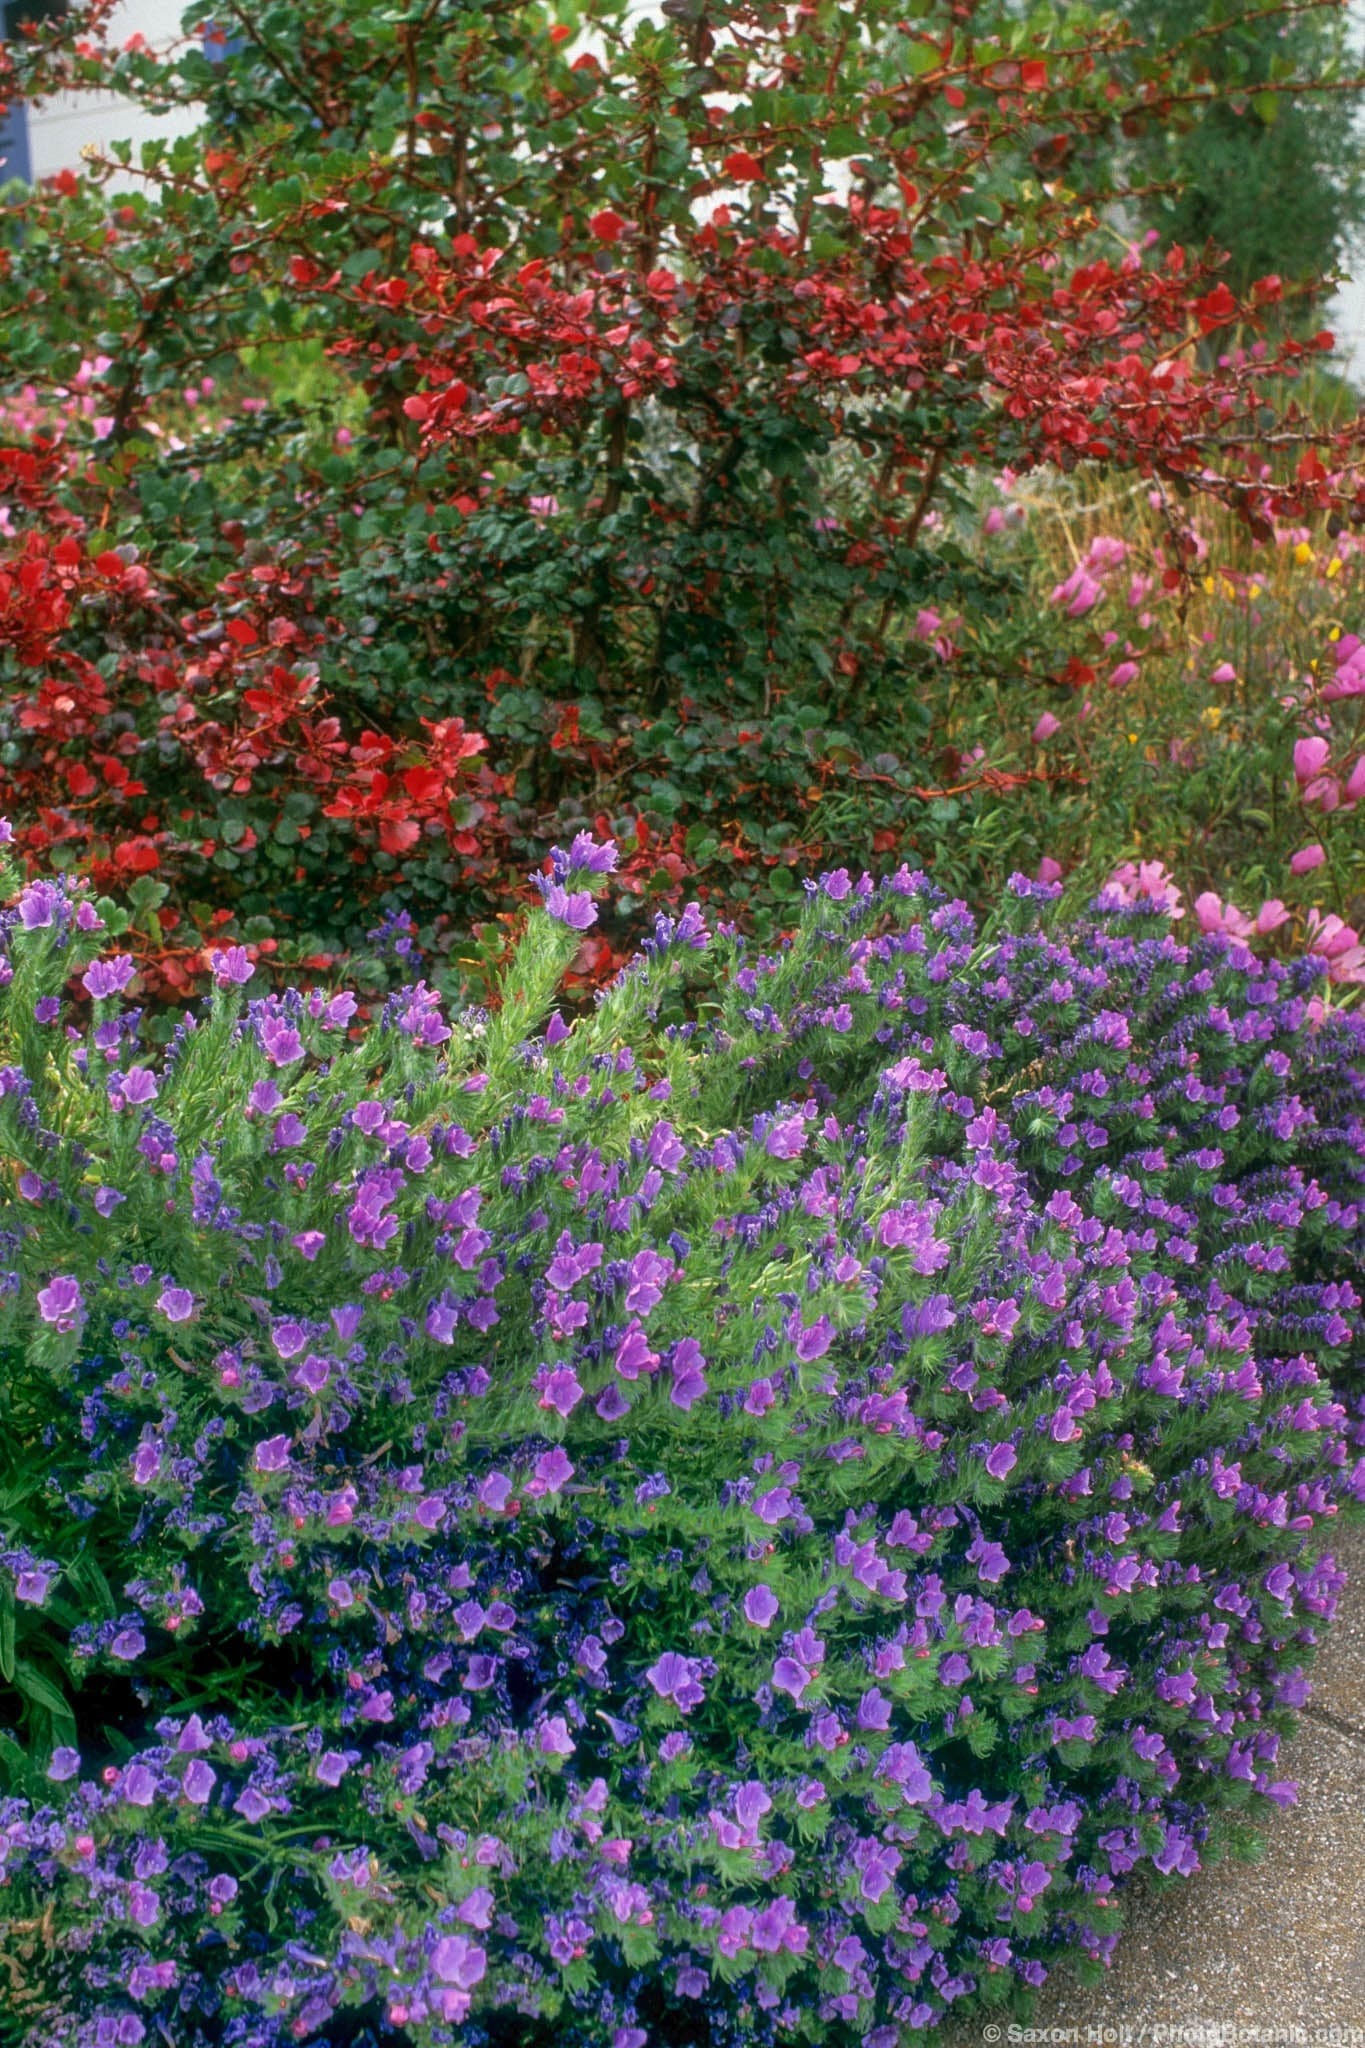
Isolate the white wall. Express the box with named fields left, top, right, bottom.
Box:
left=23, top=0, right=196, bottom=181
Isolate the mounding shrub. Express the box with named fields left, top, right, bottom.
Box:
left=3, top=0, right=1365, bottom=982
left=0, top=832, right=1362, bottom=2047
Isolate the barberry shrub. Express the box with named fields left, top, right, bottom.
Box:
left=0, top=835, right=1362, bottom=2047
left=1, top=0, right=1363, bottom=985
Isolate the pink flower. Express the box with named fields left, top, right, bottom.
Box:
left=1082, top=535, right=1127, bottom=573
left=1306, top=911, right=1365, bottom=983
left=1209, top=662, right=1237, bottom=685
left=1345, top=758, right=1365, bottom=806
left=1032, top=711, right=1060, bottom=743
left=1194, top=892, right=1252, bottom=941
left=1293, top=735, right=1331, bottom=784
left=1252, top=899, right=1290, bottom=935
left=1290, top=843, right=1326, bottom=875
left=1108, top=661, right=1139, bottom=689
left=1037, top=856, right=1063, bottom=884
left=1105, top=860, right=1184, bottom=918
left=1049, top=564, right=1103, bottom=617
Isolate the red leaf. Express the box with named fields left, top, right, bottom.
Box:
left=723, top=150, right=763, bottom=183
left=379, top=818, right=422, bottom=854
left=589, top=209, right=626, bottom=244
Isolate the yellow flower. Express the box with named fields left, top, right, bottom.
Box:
left=1202, top=706, right=1222, bottom=729
left=1294, top=541, right=1314, bottom=566
left=1202, top=574, right=1217, bottom=595
left=1248, top=582, right=1262, bottom=598
left=1327, top=557, right=1343, bottom=579
left=1330, top=626, right=1342, bottom=643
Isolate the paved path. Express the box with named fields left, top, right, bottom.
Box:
left=941, top=1519, right=1365, bottom=2041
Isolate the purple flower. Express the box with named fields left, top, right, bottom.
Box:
left=156, top=1286, right=196, bottom=1323
left=880, top=1742, right=933, bottom=1803
left=82, top=954, right=136, bottom=1000
left=773, top=1657, right=813, bottom=1703
left=793, top=1315, right=834, bottom=1363
left=1152, top=1822, right=1199, bottom=1877
left=113, top=1066, right=158, bottom=1108
left=316, top=1751, right=349, bottom=1786
left=47, top=1746, right=81, bottom=1782
left=536, top=879, right=598, bottom=930
left=750, top=1896, right=807, bottom=1955
left=766, top=1115, right=807, bottom=1160
left=17, top=880, right=64, bottom=929
left=983, top=1441, right=1018, bottom=1481
left=744, top=1584, right=780, bottom=1628
left=36, top=1275, right=83, bottom=1332
left=182, top=1759, right=216, bottom=1805
left=851, top=1835, right=900, bottom=1903
left=856, top=1688, right=892, bottom=1731
left=536, top=1716, right=575, bottom=1757
left=563, top=831, right=618, bottom=876
left=210, top=945, right=255, bottom=987
left=93, top=1185, right=125, bottom=1218
left=530, top=1447, right=574, bottom=1496
left=968, top=1534, right=1010, bottom=1583
left=536, top=1365, right=584, bottom=1418
left=669, top=1336, right=708, bottom=1410
left=260, top=1017, right=305, bottom=1066
left=110, top=1628, right=146, bottom=1662
left=646, top=1651, right=707, bottom=1713
left=430, top=1935, right=487, bottom=1990
left=254, top=1435, right=292, bottom=1475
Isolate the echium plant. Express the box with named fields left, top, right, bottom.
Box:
left=0, top=829, right=1361, bottom=2047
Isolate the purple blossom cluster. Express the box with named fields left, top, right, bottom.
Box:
left=0, top=849, right=1361, bottom=2048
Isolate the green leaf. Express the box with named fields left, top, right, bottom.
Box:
left=12, top=1658, right=72, bottom=1720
